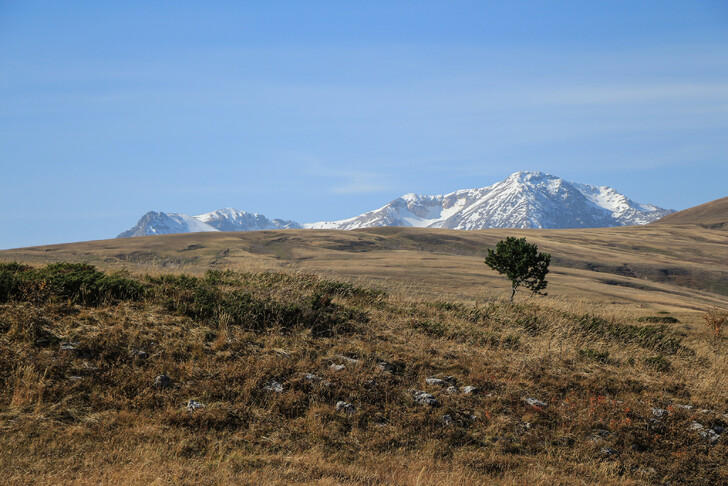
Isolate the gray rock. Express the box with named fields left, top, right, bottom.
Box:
left=335, top=354, right=359, bottom=364
left=412, top=390, right=440, bottom=407
left=687, top=421, right=721, bottom=442
left=652, top=408, right=667, bottom=418
left=330, top=364, right=346, bottom=372
left=336, top=401, right=355, bottom=415
left=377, top=361, right=393, bottom=372
left=68, top=375, right=84, bottom=381
left=601, top=446, right=619, bottom=456
left=302, top=373, right=322, bottom=382
left=704, top=429, right=721, bottom=443
left=263, top=381, right=284, bottom=393
left=523, top=397, right=548, bottom=408
left=153, top=374, right=171, bottom=389
left=445, top=386, right=459, bottom=394
left=60, top=342, right=80, bottom=351
left=186, top=400, right=205, bottom=412
left=426, top=377, right=446, bottom=386
left=131, top=349, right=148, bottom=360
left=442, top=414, right=453, bottom=426
left=461, top=386, right=480, bottom=395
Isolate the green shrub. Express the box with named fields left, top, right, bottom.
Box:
left=411, top=319, right=447, bottom=337
left=576, top=315, right=688, bottom=355
left=643, top=355, right=672, bottom=372
left=0, top=262, right=145, bottom=305
left=578, top=348, right=609, bottom=363
left=637, top=316, right=680, bottom=324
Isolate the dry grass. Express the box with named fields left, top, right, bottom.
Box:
left=1, top=264, right=727, bottom=484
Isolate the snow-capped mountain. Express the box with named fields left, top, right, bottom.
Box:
left=118, top=172, right=673, bottom=237
left=118, top=208, right=300, bottom=238
left=305, top=171, right=673, bottom=230
left=196, top=208, right=301, bottom=232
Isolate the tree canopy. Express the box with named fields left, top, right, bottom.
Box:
left=484, top=237, right=551, bottom=301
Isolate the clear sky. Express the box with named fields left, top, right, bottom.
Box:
left=1, top=1, right=727, bottom=249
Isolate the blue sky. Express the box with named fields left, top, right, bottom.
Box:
left=1, top=1, right=727, bottom=249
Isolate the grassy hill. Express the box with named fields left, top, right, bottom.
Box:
left=1, top=262, right=727, bottom=484
left=652, top=197, right=728, bottom=230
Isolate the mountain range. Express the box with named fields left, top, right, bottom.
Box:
left=118, top=171, right=674, bottom=237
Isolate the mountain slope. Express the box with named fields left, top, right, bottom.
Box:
left=306, top=171, right=673, bottom=230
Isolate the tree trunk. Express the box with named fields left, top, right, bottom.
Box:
left=510, top=286, right=516, bottom=301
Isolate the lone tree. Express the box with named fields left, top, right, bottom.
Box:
left=485, top=237, right=551, bottom=301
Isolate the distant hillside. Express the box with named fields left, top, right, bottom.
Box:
left=653, top=197, right=728, bottom=230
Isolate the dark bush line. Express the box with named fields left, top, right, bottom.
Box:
left=637, top=315, right=680, bottom=324
left=576, top=314, right=690, bottom=355
left=0, top=262, right=368, bottom=337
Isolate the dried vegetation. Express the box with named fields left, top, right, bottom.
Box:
left=1, top=262, right=727, bottom=485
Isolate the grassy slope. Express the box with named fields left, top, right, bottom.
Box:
left=1, top=264, right=727, bottom=485
left=652, top=197, right=728, bottom=229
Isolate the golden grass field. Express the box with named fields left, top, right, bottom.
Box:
left=1, top=201, right=727, bottom=485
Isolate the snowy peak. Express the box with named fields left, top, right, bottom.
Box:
left=118, top=211, right=219, bottom=238
left=118, top=208, right=300, bottom=237
left=306, top=171, right=673, bottom=230
left=196, top=208, right=300, bottom=232
left=118, top=172, right=673, bottom=237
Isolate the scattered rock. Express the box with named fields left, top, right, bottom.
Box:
left=263, top=381, right=284, bottom=393
left=411, top=390, right=440, bottom=407
left=68, top=375, right=83, bottom=381
left=302, top=373, right=322, bottom=382
left=273, top=348, right=291, bottom=358
left=426, top=376, right=457, bottom=388
left=589, top=429, right=612, bottom=442
left=186, top=400, right=205, bottom=412
left=330, top=364, right=346, bottom=372
left=442, top=414, right=453, bottom=426
left=461, top=386, right=479, bottom=395
left=691, top=422, right=722, bottom=442
left=153, top=374, right=171, bottom=389
left=652, top=408, right=667, bottom=418
left=131, top=349, right=148, bottom=360
left=336, top=401, right=355, bottom=415
left=675, top=404, right=693, bottom=410
left=636, top=466, right=657, bottom=477
left=335, top=354, right=359, bottom=364
left=601, top=446, right=619, bottom=457
left=60, top=342, right=80, bottom=351
left=377, top=361, right=393, bottom=372
left=523, top=397, right=548, bottom=408
left=445, top=386, right=459, bottom=394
